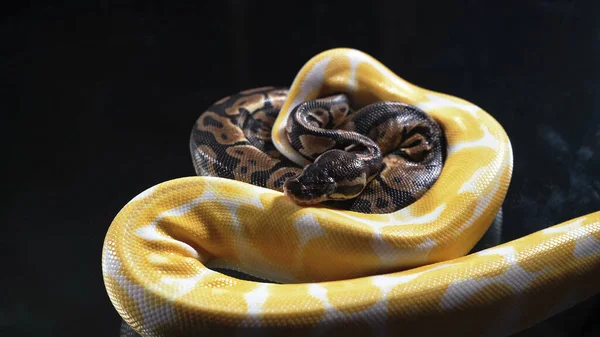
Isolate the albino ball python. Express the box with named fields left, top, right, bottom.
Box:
left=102, top=48, right=600, bottom=337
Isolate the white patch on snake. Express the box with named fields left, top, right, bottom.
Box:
left=331, top=204, right=446, bottom=229
left=457, top=166, right=492, bottom=194
left=417, top=93, right=482, bottom=118
left=541, top=218, right=585, bottom=234
left=238, top=284, right=272, bottom=331
left=225, top=182, right=267, bottom=210
left=419, top=237, right=437, bottom=250
left=294, top=213, right=324, bottom=247
left=371, top=232, right=435, bottom=266
left=242, top=193, right=266, bottom=210
left=159, top=268, right=217, bottom=300
left=103, top=251, right=124, bottom=285
left=573, top=227, right=600, bottom=258
left=274, top=57, right=331, bottom=166
left=477, top=245, right=515, bottom=257
left=136, top=224, right=200, bottom=259
left=147, top=253, right=171, bottom=264
left=389, top=204, right=447, bottom=225
left=131, top=185, right=156, bottom=202
left=140, top=187, right=217, bottom=237
left=371, top=230, right=397, bottom=265
left=225, top=203, right=242, bottom=230
left=311, top=264, right=453, bottom=334
left=164, top=194, right=210, bottom=216
left=441, top=246, right=546, bottom=310
left=448, top=115, right=468, bottom=131
left=243, top=284, right=271, bottom=318
left=308, top=284, right=330, bottom=307
left=372, top=263, right=451, bottom=295
left=103, top=255, right=176, bottom=335
left=456, top=169, right=503, bottom=234
left=308, top=282, right=388, bottom=332
left=447, top=124, right=499, bottom=156
left=452, top=135, right=511, bottom=235
left=346, top=54, right=362, bottom=91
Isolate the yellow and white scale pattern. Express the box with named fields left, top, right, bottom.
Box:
left=102, top=48, right=600, bottom=337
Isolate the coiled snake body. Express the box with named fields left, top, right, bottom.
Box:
left=102, top=49, right=600, bottom=337
left=190, top=87, right=444, bottom=214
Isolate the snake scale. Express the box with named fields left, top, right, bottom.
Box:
left=102, top=48, right=600, bottom=337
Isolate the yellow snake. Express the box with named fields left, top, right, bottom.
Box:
left=102, top=48, right=600, bottom=337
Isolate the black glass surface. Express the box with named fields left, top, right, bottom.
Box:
left=4, top=2, right=599, bottom=336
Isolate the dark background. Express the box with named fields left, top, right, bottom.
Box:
left=3, top=1, right=600, bottom=336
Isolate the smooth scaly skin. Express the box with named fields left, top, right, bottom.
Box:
left=102, top=49, right=600, bottom=337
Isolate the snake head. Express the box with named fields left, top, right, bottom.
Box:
left=283, top=165, right=337, bottom=205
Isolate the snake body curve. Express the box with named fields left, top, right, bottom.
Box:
left=102, top=48, right=600, bottom=337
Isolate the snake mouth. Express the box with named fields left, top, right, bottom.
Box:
left=283, top=178, right=335, bottom=205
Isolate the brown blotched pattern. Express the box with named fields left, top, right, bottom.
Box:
left=190, top=88, right=445, bottom=214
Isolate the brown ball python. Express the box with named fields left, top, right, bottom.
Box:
left=190, top=88, right=444, bottom=214
left=102, top=48, right=600, bottom=337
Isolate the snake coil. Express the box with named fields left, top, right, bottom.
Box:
left=190, top=88, right=445, bottom=214
left=102, top=48, right=600, bottom=337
